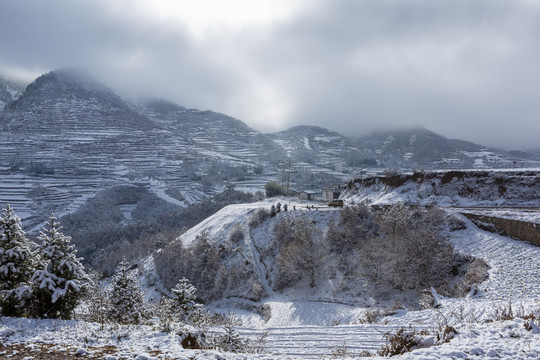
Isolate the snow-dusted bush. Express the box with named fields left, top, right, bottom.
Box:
left=177, top=325, right=207, bottom=349
left=107, top=258, right=145, bottom=324
left=264, top=181, right=285, bottom=197
left=29, top=214, right=91, bottom=319
left=171, top=277, right=200, bottom=323
left=228, top=224, right=245, bottom=244
left=0, top=205, right=36, bottom=317
left=270, top=205, right=276, bottom=218
left=378, top=326, right=430, bottom=356
left=211, top=324, right=245, bottom=353
left=248, top=208, right=270, bottom=229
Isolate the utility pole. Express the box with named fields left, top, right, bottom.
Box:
left=286, top=157, right=292, bottom=196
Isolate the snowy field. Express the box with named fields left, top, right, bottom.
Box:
left=1, top=204, right=540, bottom=359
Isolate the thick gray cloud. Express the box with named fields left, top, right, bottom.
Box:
left=1, top=0, right=540, bottom=150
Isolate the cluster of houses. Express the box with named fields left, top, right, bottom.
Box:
left=289, top=184, right=343, bottom=201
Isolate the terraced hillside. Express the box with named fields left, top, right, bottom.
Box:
left=0, top=76, right=23, bottom=110
left=0, top=70, right=284, bottom=229
left=1, top=69, right=539, bottom=230
left=269, top=125, right=373, bottom=174
left=355, top=127, right=536, bottom=169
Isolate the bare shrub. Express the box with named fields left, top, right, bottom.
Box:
left=228, top=225, right=245, bottom=244
left=257, top=304, right=272, bottom=323
left=244, top=331, right=269, bottom=354
left=248, top=208, right=270, bottom=229
left=356, top=309, right=381, bottom=324
left=437, top=325, right=458, bottom=344
left=378, top=326, right=429, bottom=356
left=464, top=258, right=490, bottom=288
left=492, top=301, right=515, bottom=321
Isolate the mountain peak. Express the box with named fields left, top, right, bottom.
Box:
left=22, top=68, right=112, bottom=97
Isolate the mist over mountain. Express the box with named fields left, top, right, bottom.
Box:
left=0, top=68, right=538, bottom=229
left=0, top=76, right=24, bottom=111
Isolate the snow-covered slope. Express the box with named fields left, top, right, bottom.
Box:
left=342, top=169, right=540, bottom=207
left=0, top=70, right=284, bottom=229
left=269, top=125, right=365, bottom=171
left=0, top=75, right=24, bottom=111
left=3, top=202, right=540, bottom=359
left=355, top=127, right=539, bottom=169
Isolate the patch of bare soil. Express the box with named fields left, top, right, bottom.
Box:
left=0, top=342, right=154, bottom=359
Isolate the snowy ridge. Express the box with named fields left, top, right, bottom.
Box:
left=342, top=169, right=540, bottom=207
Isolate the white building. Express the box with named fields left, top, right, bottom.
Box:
left=322, top=184, right=342, bottom=201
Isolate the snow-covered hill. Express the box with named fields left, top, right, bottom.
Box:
left=4, top=199, right=540, bottom=359
left=134, top=196, right=539, bottom=357
left=269, top=125, right=366, bottom=172
left=342, top=169, right=540, bottom=207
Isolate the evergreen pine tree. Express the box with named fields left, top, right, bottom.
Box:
left=0, top=205, right=36, bottom=316
left=171, top=277, right=198, bottom=321
left=217, top=324, right=244, bottom=353
left=30, top=213, right=90, bottom=319
left=107, top=258, right=144, bottom=324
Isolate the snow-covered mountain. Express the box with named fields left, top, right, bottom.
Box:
left=1, top=68, right=538, bottom=229
left=269, top=125, right=368, bottom=171
left=136, top=99, right=284, bottom=167
left=0, top=69, right=284, bottom=228
left=355, top=127, right=538, bottom=169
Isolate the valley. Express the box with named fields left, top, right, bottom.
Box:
left=1, top=69, right=540, bottom=359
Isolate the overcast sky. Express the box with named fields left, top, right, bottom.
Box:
left=1, top=0, right=540, bottom=150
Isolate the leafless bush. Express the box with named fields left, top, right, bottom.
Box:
left=248, top=208, right=270, bottom=229
left=356, top=308, right=382, bottom=324
left=244, top=331, right=269, bottom=354
left=492, top=301, right=515, bottom=321
left=378, top=326, right=429, bottom=356
left=257, top=304, right=272, bottom=323
left=228, top=225, right=245, bottom=244
left=464, top=258, right=490, bottom=288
